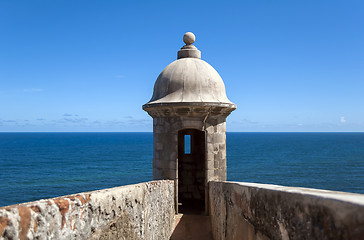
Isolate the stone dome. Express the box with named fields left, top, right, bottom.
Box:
left=143, top=32, right=236, bottom=110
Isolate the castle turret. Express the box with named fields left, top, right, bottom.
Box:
left=143, top=32, right=236, bottom=214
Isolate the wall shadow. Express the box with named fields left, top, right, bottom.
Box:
left=170, top=214, right=213, bottom=240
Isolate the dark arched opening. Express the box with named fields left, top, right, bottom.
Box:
left=178, top=129, right=206, bottom=214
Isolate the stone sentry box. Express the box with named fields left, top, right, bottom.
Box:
left=143, top=32, right=236, bottom=214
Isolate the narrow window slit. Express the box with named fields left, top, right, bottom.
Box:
left=184, top=134, right=191, bottom=154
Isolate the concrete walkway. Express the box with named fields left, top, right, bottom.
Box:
left=170, top=214, right=213, bottom=240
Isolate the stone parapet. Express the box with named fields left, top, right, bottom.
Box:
left=0, top=180, right=175, bottom=240
left=209, top=181, right=364, bottom=240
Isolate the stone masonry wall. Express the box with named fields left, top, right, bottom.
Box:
left=153, top=115, right=226, bottom=213
left=205, top=117, right=227, bottom=182
left=209, top=181, right=364, bottom=240
left=0, top=180, right=175, bottom=240
left=153, top=115, right=227, bottom=182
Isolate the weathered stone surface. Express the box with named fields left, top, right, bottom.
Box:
left=0, top=180, right=174, bottom=240
left=151, top=114, right=229, bottom=214
left=143, top=32, right=235, bottom=215
left=209, top=181, right=364, bottom=240
left=142, top=33, right=235, bottom=109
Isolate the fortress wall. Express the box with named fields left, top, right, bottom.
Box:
left=0, top=180, right=175, bottom=240
left=209, top=181, right=364, bottom=240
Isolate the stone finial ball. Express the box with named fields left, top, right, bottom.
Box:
left=183, top=32, right=195, bottom=45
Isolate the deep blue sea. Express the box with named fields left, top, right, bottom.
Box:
left=1, top=132, right=364, bottom=207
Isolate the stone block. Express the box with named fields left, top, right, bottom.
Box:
left=214, top=133, right=224, bottom=144
left=206, top=170, right=215, bottom=181
left=165, top=121, right=170, bottom=129
left=155, top=126, right=163, bottom=134
left=213, top=144, right=219, bottom=153
left=213, top=122, right=218, bottom=131
left=172, top=133, right=178, bottom=142
left=207, top=152, right=214, bottom=162
left=216, top=122, right=226, bottom=132
left=220, top=161, right=227, bottom=170
left=207, top=143, right=214, bottom=153
left=219, top=143, right=226, bottom=152
left=153, top=168, right=163, bottom=179
left=182, top=120, right=202, bottom=129
left=170, top=152, right=177, bottom=162
left=206, top=159, right=214, bottom=171
left=206, top=133, right=214, bottom=144
left=206, top=125, right=215, bottom=135
left=161, top=161, right=171, bottom=170
left=155, top=143, right=163, bottom=150
left=166, top=169, right=176, bottom=179
left=169, top=161, right=176, bottom=170
left=155, top=159, right=163, bottom=169
left=214, top=159, right=219, bottom=169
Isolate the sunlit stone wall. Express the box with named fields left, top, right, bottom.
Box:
left=209, top=181, right=364, bottom=240
left=0, top=180, right=175, bottom=240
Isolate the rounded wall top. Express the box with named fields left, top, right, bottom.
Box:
left=143, top=32, right=236, bottom=111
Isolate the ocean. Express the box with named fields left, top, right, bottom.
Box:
left=1, top=132, right=364, bottom=207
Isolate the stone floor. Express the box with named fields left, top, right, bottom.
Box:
left=170, top=214, right=213, bottom=240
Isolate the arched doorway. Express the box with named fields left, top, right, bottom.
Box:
left=178, top=129, right=206, bottom=214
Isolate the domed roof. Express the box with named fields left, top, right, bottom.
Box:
left=143, top=32, right=236, bottom=110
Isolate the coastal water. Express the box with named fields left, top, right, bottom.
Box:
left=1, top=132, right=364, bottom=207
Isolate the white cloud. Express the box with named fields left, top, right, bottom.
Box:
left=63, top=113, right=79, bottom=117
left=4, top=120, right=17, bottom=123
left=61, top=117, right=88, bottom=123
left=340, top=116, right=346, bottom=123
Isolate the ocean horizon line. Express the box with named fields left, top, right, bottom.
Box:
left=0, top=131, right=363, bottom=133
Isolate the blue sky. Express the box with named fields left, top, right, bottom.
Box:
left=0, top=0, right=363, bottom=132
